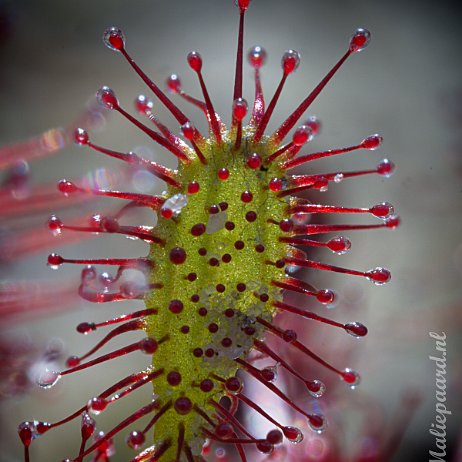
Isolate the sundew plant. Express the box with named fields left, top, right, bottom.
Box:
left=12, top=1, right=399, bottom=461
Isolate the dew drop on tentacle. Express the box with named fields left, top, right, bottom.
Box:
left=328, top=236, right=352, bottom=254
left=306, top=379, right=326, bottom=398
left=362, top=133, right=383, bottom=150
left=307, top=414, right=327, bottom=434
left=126, top=430, right=145, bottom=450
left=232, top=97, right=248, bottom=121
left=282, top=49, right=301, bottom=75
left=341, top=368, right=361, bottom=388
left=292, top=124, right=313, bottom=146
left=135, top=94, right=153, bottom=114
left=88, top=397, right=108, bottom=415
left=261, top=366, right=278, bottom=383
left=366, top=267, right=391, bottom=285
left=344, top=321, right=368, bottom=338
left=96, top=86, right=118, bottom=110
left=181, top=121, right=196, bottom=140
left=349, top=28, right=371, bottom=53
left=248, top=45, right=267, bottom=68
left=246, top=152, right=262, bottom=169
left=378, top=158, right=395, bottom=177
left=166, top=73, right=181, bottom=93
left=34, top=366, right=61, bottom=389
left=283, top=426, right=304, bottom=444
left=103, top=27, right=126, bottom=52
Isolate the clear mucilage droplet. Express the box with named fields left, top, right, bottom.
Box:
left=103, top=27, right=126, bottom=52
left=96, top=86, right=118, bottom=110
left=35, top=365, right=61, bottom=389
left=308, top=415, right=327, bottom=434
left=342, top=368, right=361, bottom=389
left=161, top=193, right=188, bottom=217
left=344, top=321, right=368, bottom=338
left=248, top=45, right=267, bottom=68
left=306, top=379, right=326, bottom=398
left=349, top=28, right=371, bottom=53
left=281, top=49, right=301, bottom=74
left=334, top=173, right=344, bottom=183
left=284, top=426, right=304, bottom=444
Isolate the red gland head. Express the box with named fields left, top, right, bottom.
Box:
left=266, top=429, right=283, bottom=445
left=139, top=338, right=158, bottom=354
left=135, top=95, right=153, bottom=115
left=377, top=158, right=395, bottom=177
left=341, top=368, right=361, bottom=387
left=126, top=430, right=145, bottom=450
left=81, top=412, right=96, bottom=440
left=236, top=0, right=251, bottom=11
left=246, top=153, right=262, bottom=169
left=35, top=422, right=51, bottom=435
left=349, top=28, right=371, bottom=53
left=279, top=218, right=294, bottom=232
left=88, top=397, right=107, bottom=415
left=256, top=441, right=274, bottom=454
left=362, top=133, right=383, bottom=150
left=101, top=216, right=120, bottom=233
left=225, top=376, right=243, bottom=394
left=370, top=202, right=394, bottom=219
left=66, top=356, right=80, bottom=368
left=316, top=289, right=336, bottom=305
left=218, top=168, right=230, bottom=180
left=261, top=366, right=277, bottom=382
left=199, top=379, right=214, bottom=392
left=283, top=426, right=303, bottom=443
left=344, top=322, right=368, bottom=338
left=47, top=253, right=64, bottom=268
left=292, top=125, right=313, bottom=146
left=327, top=236, right=351, bottom=255
left=57, top=179, right=78, bottom=195
left=187, top=51, right=202, bottom=72
left=166, top=371, right=182, bottom=386
left=47, top=215, right=63, bottom=234
left=166, top=74, right=182, bottom=93
left=169, top=247, right=187, bottom=264
left=96, top=86, right=118, bottom=110
left=103, top=27, right=125, bottom=51
left=18, top=422, right=34, bottom=446
left=248, top=45, right=267, bottom=69
left=308, top=414, right=327, bottom=433
left=181, top=122, right=196, bottom=140
left=281, top=49, right=300, bottom=75
left=366, top=267, right=391, bottom=285
left=269, top=177, right=284, bottom=192
left=306, top=379, right=326, bottom=398
left=76, top=322, right=95, bottom=334
left=233, top=98, right=248, bottom=121
left=174, top=397, right=193, bottom=415
left=187, top=181, right=200, bottom=194
left=385, top=214, right=401, bottom=229
left=74, top=128, right=89, bottom=145
left=215, top=422, right=233, bottom=439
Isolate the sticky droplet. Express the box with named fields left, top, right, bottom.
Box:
left=35, top=366, right=61, bottom=389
